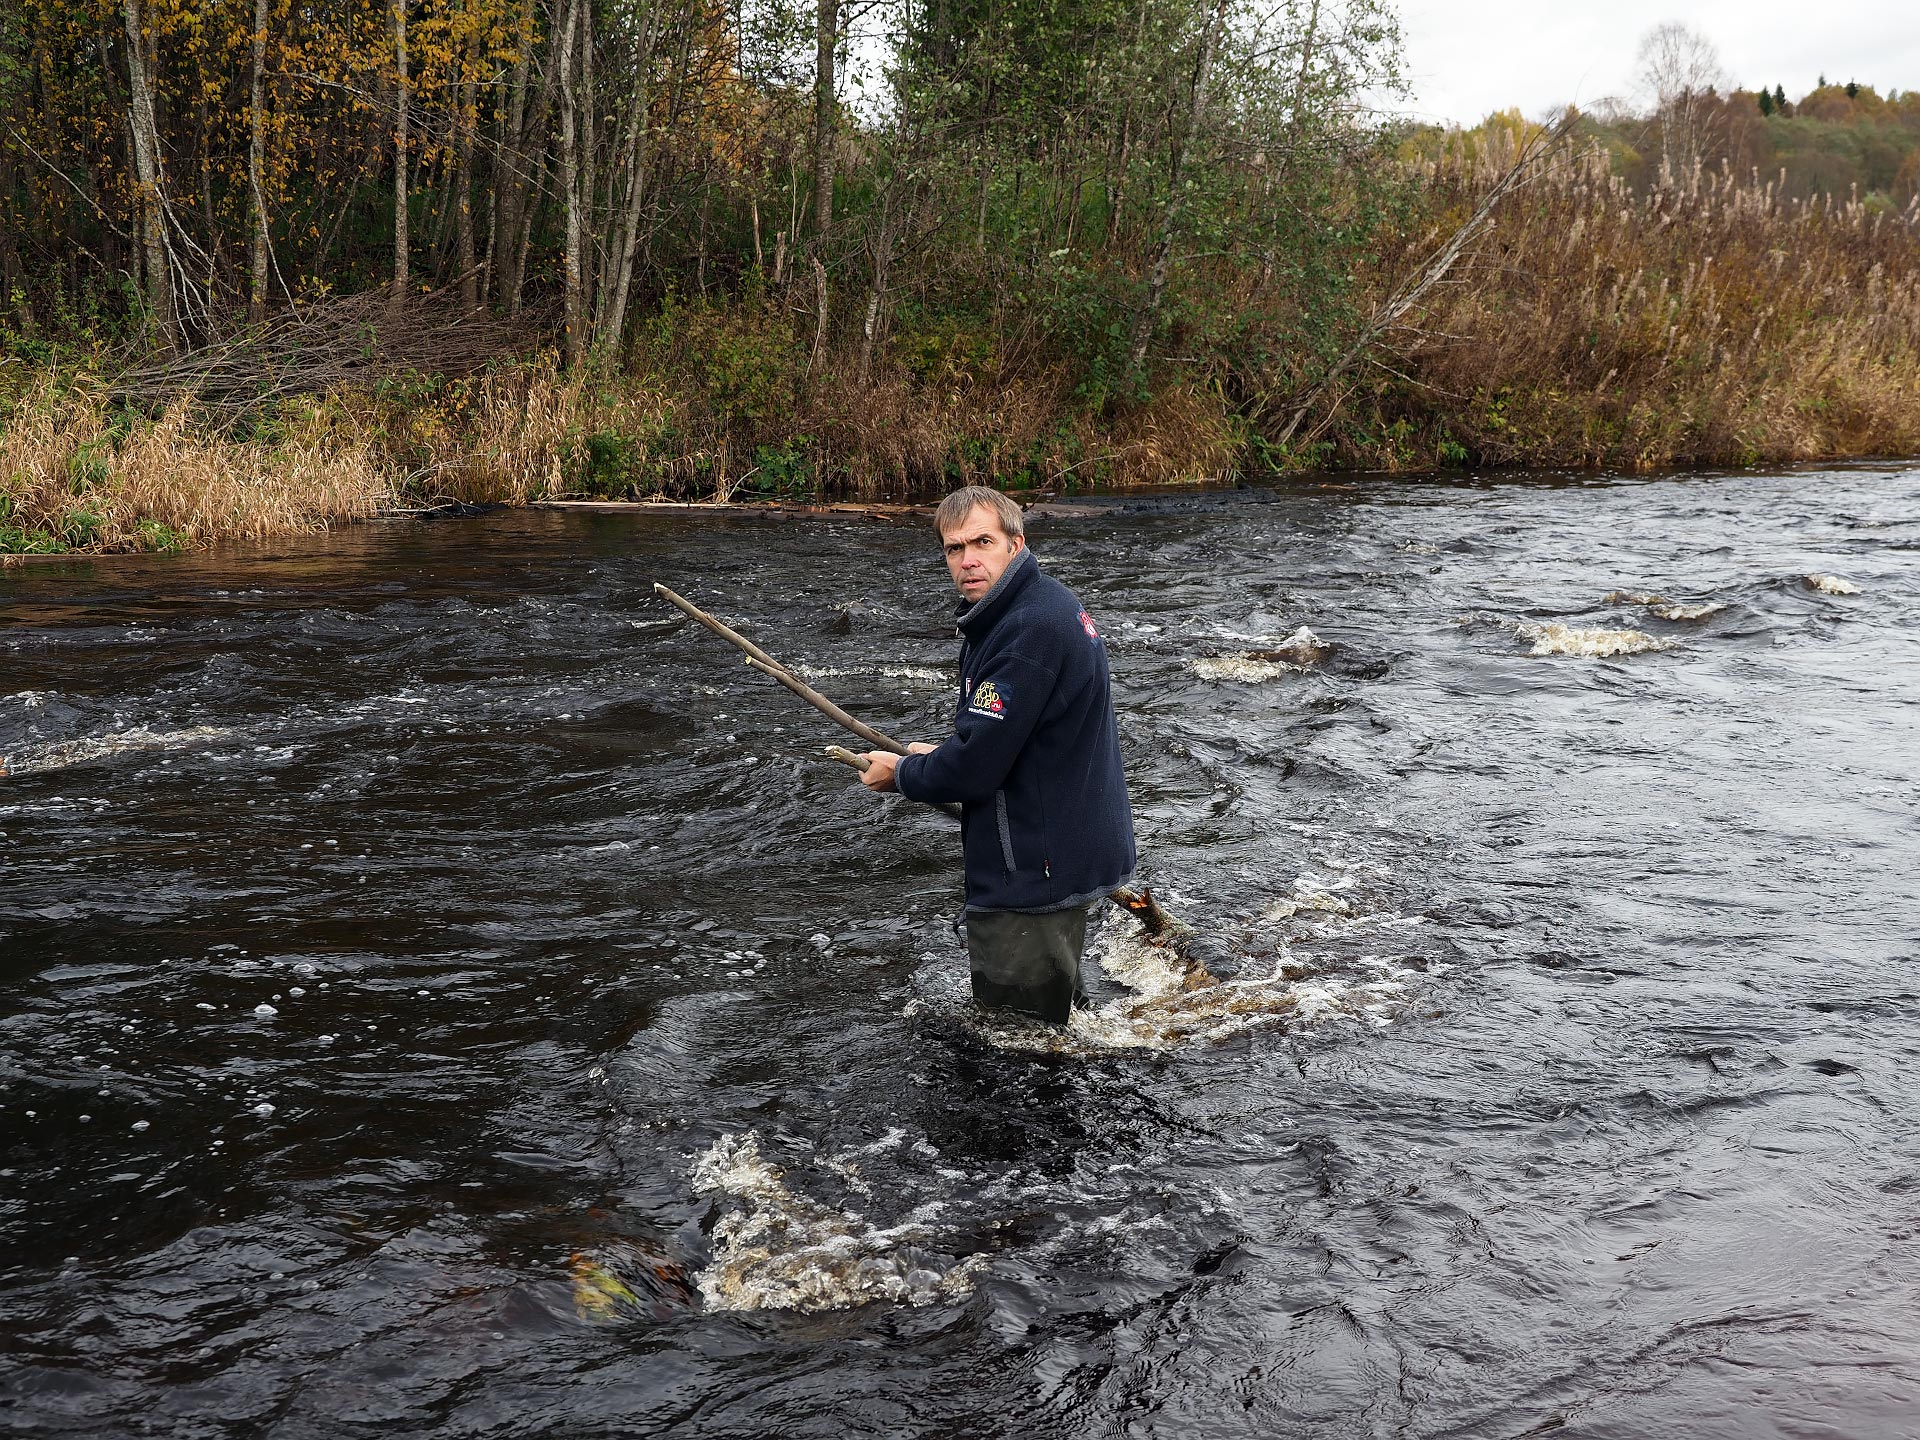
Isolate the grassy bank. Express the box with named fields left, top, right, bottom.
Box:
left=0, top=383, right=388, bottom=554
left=1, top=328, right=1241, bottom=554
left=6, top=137, right=1919, bottom=555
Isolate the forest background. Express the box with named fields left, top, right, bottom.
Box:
left=3, top=0, right=1920, bottom=552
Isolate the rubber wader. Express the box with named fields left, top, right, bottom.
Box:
left=963, top=905, right=1093, bottom=1024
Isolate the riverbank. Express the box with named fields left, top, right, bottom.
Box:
left=6, top=139, right=1918, bottom=558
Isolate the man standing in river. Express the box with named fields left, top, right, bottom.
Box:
left=858, top=486, right=1137, bottom=1024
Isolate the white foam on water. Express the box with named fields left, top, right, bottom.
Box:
left=1512, top=621, right=1671, bottom=658
left=1190, top=626, right=1328, bottom=682
left=791, top=664, right=953, bottom=685
left=1649, top=601, right=1725, bottom=621
left=1189, top=654, right=1299, bottom=682
left=689, top=1132, right=982, bottom=1313
left=1258, top=887, right=1353, bottom=922
left=1806, top=574, right=1862, bottom=596
left=1, top=725, right=234, bottom=775
left=1209, top=625, right=1325, bottom=651
left=1605, top=592, right=1725, bottom=621
left=977, top=922, right=1413, bottom=1056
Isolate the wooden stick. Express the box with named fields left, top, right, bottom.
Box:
left=655, top=582, right=905, bottom=752
left=660, top=581, right=1179, bottom=938
left=827, top=744, right=960, bottom=818
left=652, top=581, right=788, bottom=673
left=745, top=657, right=903, bottom=754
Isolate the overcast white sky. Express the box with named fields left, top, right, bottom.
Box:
left=1392, top=0, right=1920, bottom=127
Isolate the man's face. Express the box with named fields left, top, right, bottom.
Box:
left=941, top=505, right=1026, bottom=603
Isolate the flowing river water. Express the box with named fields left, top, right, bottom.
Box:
left=2, top=466, right=1917, bottom=1438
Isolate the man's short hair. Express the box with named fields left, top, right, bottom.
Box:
left=934, top=485, right=1025, bottom=540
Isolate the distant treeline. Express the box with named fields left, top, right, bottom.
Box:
left=1422, top=81, right=1920, bottom=209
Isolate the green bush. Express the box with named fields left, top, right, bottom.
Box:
left=743, top=437, right=815, bottom=498
left=134, top=520, right=188, bottom=553
left=0, top=524, right=68, bottom=554
left=897, top=316, right=997, bottom=392
left=581, top=429, right=641, bottom=497
left=57, top=508, right=105, bottom=546
left=650, top=296, right=803, bottom=434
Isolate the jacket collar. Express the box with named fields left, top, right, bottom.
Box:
left=955, top=545, right=1037, bottom=636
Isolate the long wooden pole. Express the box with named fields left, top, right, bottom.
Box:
left=653, top=582, right=1181, bottom=939
left=653, top=583, right=899, bottom=751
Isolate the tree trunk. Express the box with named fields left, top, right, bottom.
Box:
left=556, top=0, right=584, bottom=367
left=426, top=144, right=455, bottom=274
left=122, top=0, right=179, bottom=350
left=695, top=179, right=710, bottom=294
left=812, top=0, right=838, bottom=244
left=809, top=255, right=828, bottom=374
left=601, top=4, right=656, bottom=350
left=494, top=0, right=534, bottom=307
left=977, top=146, right=991, bottom=249
left=1125, top=0, right=1229, bottom=377
left=507, top=0, right=561, bottom=318
left=194, top=75, right=220, bottom=307
left=856, top=192, right=898, bottom=386
left=390, top=0, right=410, bottom=307
left=455, top=75, right=476, bottom=305
left=479, top=155, right=497, bottom=302
left=0, top=145, right=33, bottom=333
left=246, top=0, right=271, bottom=321
left=577, top=0, right=598, bottom=310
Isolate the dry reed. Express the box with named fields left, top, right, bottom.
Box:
left=1, top=381, right=391, bottom=551
left=1332, top=133, right=1920, bottom=470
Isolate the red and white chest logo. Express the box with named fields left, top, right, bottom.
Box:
left=1079, top=610, right=1100, bottom=640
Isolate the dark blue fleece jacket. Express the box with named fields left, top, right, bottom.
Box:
left=895, top=548, right=1136, bottom=913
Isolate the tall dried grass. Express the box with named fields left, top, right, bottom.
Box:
left=0, top=347, right=1237, bottom=553
left=1333, top=133, right=1920, bottom=469
left=1, top=381, right=391, bottom=551
left=770, top=369, right=1236, bottom=497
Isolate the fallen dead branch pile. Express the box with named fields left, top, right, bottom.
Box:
left=108, top=287, right=532, bottom=419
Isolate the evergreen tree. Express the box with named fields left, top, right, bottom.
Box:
left=1758, top=87, right=1774, bottom=116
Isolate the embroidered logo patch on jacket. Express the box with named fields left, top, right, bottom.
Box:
left=1078, top=609, right=1099, bottom=640
left=968, top=679, right=1007, bottom=719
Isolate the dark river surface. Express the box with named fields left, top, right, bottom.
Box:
left=2, top=467, right=1917, bottom=1439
